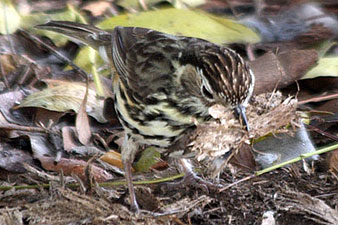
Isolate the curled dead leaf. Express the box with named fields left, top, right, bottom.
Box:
left=100, top=150, right=126, bottom=171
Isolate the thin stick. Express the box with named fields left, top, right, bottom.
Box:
left=298, top=93, right=338, bottom=105
left=19, top=30, right=88, bottom=80
left=0, top=173, right=184, bottom=191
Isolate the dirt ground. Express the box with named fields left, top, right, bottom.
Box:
left=1, top=159, right=337, bottom=225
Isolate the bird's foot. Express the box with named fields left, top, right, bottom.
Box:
left=166, top=171, right=222, bottom=193
left=127, top=190, right=140, bottom=214
left=130, top=202, right=140, bottom=214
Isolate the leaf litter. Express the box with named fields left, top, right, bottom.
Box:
left=1, top=1, right=338, bottom=224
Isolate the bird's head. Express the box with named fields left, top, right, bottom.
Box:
left=179, top=45, right=255, bottom=130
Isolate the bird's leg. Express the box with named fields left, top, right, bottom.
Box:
left=121, top=134, right=139, bottom=213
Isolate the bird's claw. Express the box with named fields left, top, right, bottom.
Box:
left=166, top=172, right=223, bottom=193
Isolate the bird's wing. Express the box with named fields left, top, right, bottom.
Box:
left=111, top=26, right=190, bottom=98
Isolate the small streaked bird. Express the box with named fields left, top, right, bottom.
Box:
left=36, top=21, right=255, bottom=212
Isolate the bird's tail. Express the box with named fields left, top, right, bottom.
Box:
left=36, top=21, right=111, bottom=50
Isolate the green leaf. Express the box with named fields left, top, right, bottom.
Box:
left=22, top=5, right=85, bottom=46
left=97, top=8, right=259, bottom=44
left=133, top=147, right=161, bottom=172
left=18, top=80, right=107, bottom=123
left=66, top=46, right=106, bottom=96
left=117, top=0, right=167, bottom=11
left=303, top=57, right=338, bottom=79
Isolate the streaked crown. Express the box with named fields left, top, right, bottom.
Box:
left=179, top=44, right=255, bottom=108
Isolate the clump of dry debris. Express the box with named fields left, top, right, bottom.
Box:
left=188, top=91, right=300, bottom=165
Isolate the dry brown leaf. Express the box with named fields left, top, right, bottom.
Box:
left=62, top=126, right=78, bottom=152
left=35, top=108, right=65, bottom=127
left=39, top=156, right=113, bottom=182
left=75, top=83, right=91, bottom=145
left=100, top=150, right=125, bottom=171
left=250, top=50, right=318, bottom=95
left=17, top=80, right=107, bottom=123
left=0, top=143, right=34, bottom=173
left=0, top=55, right=16, bottom=75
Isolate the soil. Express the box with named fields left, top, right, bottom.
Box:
left=1, top=159, right=337, bottom=224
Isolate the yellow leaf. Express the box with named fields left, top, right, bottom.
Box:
left=0, top=0, right=21, bottom=34
left=17, top=80, right=107, bottom=123
left=100, top=150, right=132, bottom=171
left=133, top=147, right=161, bottom=172
left=303, top=57, right=338, bottom=79
left=98, top=8, right=259, bottom=44
left=22, top=5, right=85, bottom=46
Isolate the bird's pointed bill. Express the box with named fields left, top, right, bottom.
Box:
left=234, top=104, right=249, bottom=131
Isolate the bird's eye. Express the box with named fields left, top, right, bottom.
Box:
left=201, top=85, right=213, bottom=99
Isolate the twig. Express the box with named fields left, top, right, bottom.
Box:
left=219, top=174, right=255, bottom=192
left=0, top=173, right=184, bottom=191
left=2, top=144, right=337, bottom=192
left=19, top=29, right=88, bottom=80
left=306, top=124, right=338, bottom=142
left=0, top=124, right=46, bottom=133
left=23, top=163, right=73, bottom=183
left=298, top=93, right=338, bottom=105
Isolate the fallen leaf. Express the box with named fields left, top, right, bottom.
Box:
left=303, top=57, right=338, bottom=79
left=75, top=83, right=91, bottom=145
left=100, top=150, right=124, bottom=170
left=98, top=8, right=259, bottom=45
left=39, top=156, right=113, bottom=182
left=250, top=50, right=318, bottom=95
left=133, top=147, right=161, bottom=172
left=17, top=80, right=108, bottom=123
left=0, top=0, right=21, bottom=34
left=62, top=126, right=78, bottom=152
left=0, top=143, right=34, bottom=173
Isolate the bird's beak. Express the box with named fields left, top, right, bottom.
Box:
left=234, top=104, right=249, bottom=132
